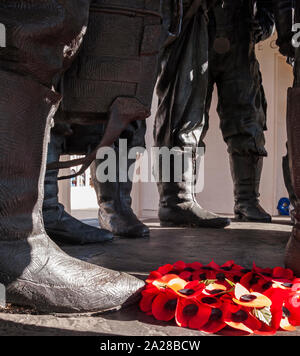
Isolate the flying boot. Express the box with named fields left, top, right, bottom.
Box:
left=0, top=70, right=144, bottom=313
left=43, top=131, right=114, bottom=245
left=157, top=148, right=231, bottom=228
left=229, top=154, right=272, bottom=223
left=91, top=145, right=149, bottom=238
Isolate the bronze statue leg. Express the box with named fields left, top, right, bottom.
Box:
left=0, top=0, right=144, bottom=313
left=154, top=5, right=230, bottom=229
left=285, top=49, right=300, bottom=276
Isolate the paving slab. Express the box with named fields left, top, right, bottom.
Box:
left=0, top=217, right=299, bottom=336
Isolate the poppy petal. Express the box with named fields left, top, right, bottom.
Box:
left=175, top=298, right=211, bottom=330
left=140, top=286, right=160, bottom=314
left=151, top=290, right=178, bottom=322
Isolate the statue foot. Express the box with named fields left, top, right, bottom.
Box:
left=45, top=204, right=114, bottom=245
left=159, top=203, right=231, bottom=229
left=0, top=235, right=144, bottom=313
left=99, top=207, right=150, bottom=238
left=234, top=203, right=272, bottom=223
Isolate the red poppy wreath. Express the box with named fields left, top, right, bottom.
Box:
left=139, top=261, right=300, bottom=335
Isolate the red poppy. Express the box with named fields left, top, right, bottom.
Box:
left=205, top=261, right=220, bottom=270
left=203, top=282, right=228, bottom=296
left=175, top=298, right=211, bottom=330
left=272, top=267, right=294, bottom=280
left=263, top=288, right=287, bottom=330
left=252, top=263, right=273, bottom=277
left=285, top=291, right=300, bottom=326
left=140, top=260, right=300, bottom=335
left=240, top=271, right=277, bottom=294
left=200, top=303, right=227, bottom=334
left=188, top=261, right=222, bottom=281
left=251, top=273, right=296, bottom=294
left=186, top=262, right=204, bottom=271
left=151, top=289, right=178, bottom=322
left=176, top=280, right=206, bottom=299
left=146, top=270, right=163, bottom=284
left=220, top=260, right=243, bottom=272
left=172, top=260, right=186, bottom=273
left=292, top=279, right=300, bottom=292
left=199, top=295, right=223, bottom=309
left=279, top=311, right=296, bottom=332
left=240, top=271, right=261, bottom=291
left=232, top=283, right=272, bottom=308
left=140, top=285, right=161, bottom=315
left=192, top=269, right=217, bottom=281
left=222, top=270, right=243, bottom=285
left=223, top=303, right=261, bottom=334
left=152, top=274, right=186, bottom=290
left=178, top=270, right=193, bottom=281
left=251, top=288, right=289, bottom=335
left=155, top=264, right=172, bottom=275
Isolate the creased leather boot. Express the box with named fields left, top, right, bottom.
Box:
left=0, top=70, right=144, bottom=313
left=43, top=132, right=113, bottom=245
left=157, top=149, right=231, bottom=228
left=230, top=154, right=271, bottom=223
left=91, top=150, right=149, bottom=238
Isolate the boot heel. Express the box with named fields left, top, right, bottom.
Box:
left=160, top=221, right=177, bottom=227
left=234, top=213, right=245, bottom=221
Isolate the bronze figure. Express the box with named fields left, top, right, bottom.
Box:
left=0, top=0, right=170, bottom=313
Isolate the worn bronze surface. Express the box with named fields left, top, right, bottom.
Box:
left=48, top=0, right=166, bottom=177
left=0, top=0, right=145, bottom=313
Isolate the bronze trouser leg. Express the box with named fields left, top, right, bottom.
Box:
left=154, top=8, right=230, bottom=229
left=43, top=130, right=114, bottom=245
left=91, top=121, right=150, bottom=238
left=212, top=38, right=270, bottom=222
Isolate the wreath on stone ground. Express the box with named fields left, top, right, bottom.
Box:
left=139, top=260, right=300, bottom=335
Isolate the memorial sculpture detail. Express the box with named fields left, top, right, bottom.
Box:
left=43, top=0, right=167, bottom=240
left=153, top=0, right=232, bottom=229
left=205, top=0, right=274, bottom=224
left=154, top=0, right=275, bottom=229
left=0, top=0, right=168, bottom=313
left=0, top=0, right=300, bottom=317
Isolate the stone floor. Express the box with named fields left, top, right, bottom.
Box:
left=0, top=216, right=299, bottom=336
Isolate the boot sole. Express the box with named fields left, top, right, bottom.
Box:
left=160, top=219, right=231, bottom=229
left=115, top=231, right=150, bottom=239
left=5, top=285, right=142, bottom=317
left=107, top=225, right=150, bottom=239
left=4, top=301, right=125, bottom=318
left=50, top=292, right=142, bottom=317
left=46, top=229, right=114, bottom=245
left=234, top=214, right=272, bottom=223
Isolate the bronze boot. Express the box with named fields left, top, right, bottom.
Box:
left=230, top=154, right=272, bottom=223
left=157, top=149, right=231, bottom=228
left=91, top=149, right=149, bottom=238
left=0, top=71, right=144, bottom=313
left=43, top=131, right=114, bottom=245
